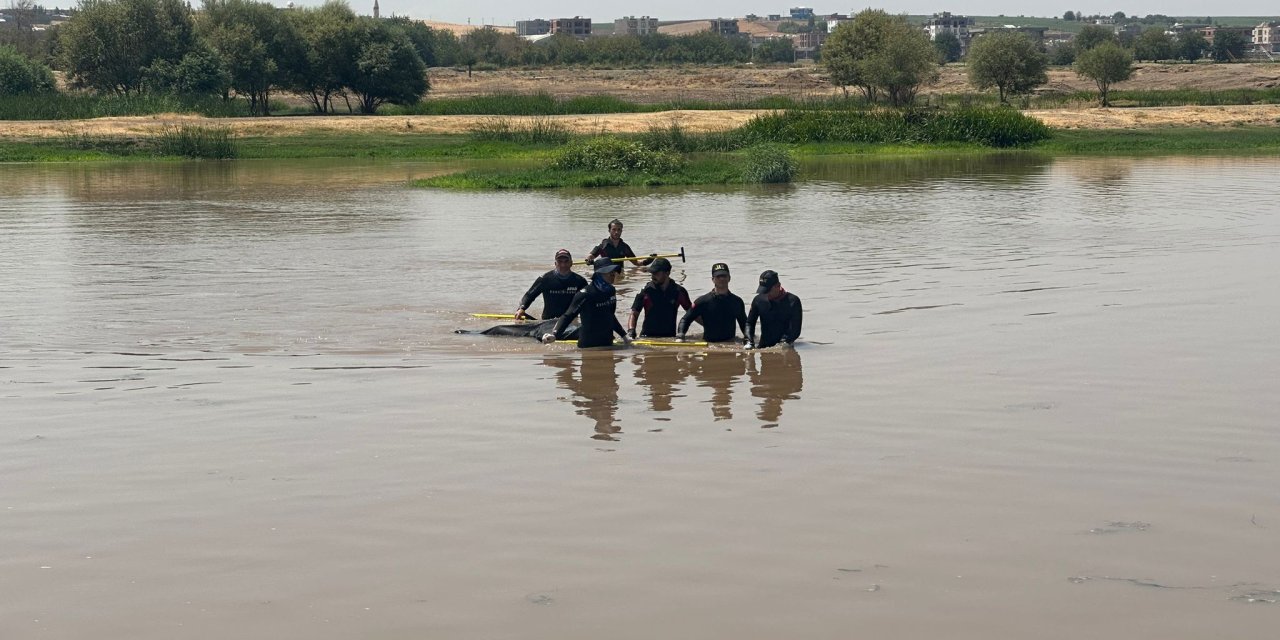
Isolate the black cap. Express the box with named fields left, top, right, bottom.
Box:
left=711, top=262, right=730, bottom=276
left=647, top=257, right=672, bottom=273
left=593, top=257, right=621, bottom=274
left=757, top=270, right=780, bottom=294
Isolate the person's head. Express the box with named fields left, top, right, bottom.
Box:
left=593, top=256, right=621, bottom=284
left=647, top=257, right=672, bottom=285
left=711, top=262, right=731, bottom=290
left=757, top=270, right=782, bottom=299
left=554, top=248, right=573, bottom=273
left=607, top=218, right=623, bottom=240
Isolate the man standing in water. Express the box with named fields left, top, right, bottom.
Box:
left=515, top=249, right=587, bottom=320
left=677, top=262, right=748, bottom=344
left=544, top=257, right=631, bottom=348
left=747, top=270, right=802, bottom=349
left=627, top=257, right=692, bottom=339
left=585, top=218, right=653, bottom=267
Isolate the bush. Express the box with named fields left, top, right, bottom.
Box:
left=0, top=45, right=56, bottom=96
left=551, top=136, right=685, bottom=174
left=729, top=108, right=1051, bottom=148
left=153, top=125, right=238, bottom=159
left=467, top=116, right=571, bottom=144
left=740, top=144, right=798, bottom=183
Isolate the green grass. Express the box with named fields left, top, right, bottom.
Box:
left=0, top=93, right=250, bottom=120
left=414, top=158, right=742, bottom=189
left=1033, top=127, right=1280, bottom=154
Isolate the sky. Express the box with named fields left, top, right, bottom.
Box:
left=324, top=1, right=1280, bottom=25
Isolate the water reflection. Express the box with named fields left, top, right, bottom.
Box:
left=748, top=350, right=805, bottom=426
left=542, top=348, right=804, bottom=438
left=803, top=153, right=1051, bottom=188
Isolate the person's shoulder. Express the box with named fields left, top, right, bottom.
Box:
left=787, top=292, right=802, bottom=303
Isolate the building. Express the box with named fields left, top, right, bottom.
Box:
left=550, top=16, right=592, bottom=37
left=372, top=0, right=378, bottom=19
left=923, top=12, right=973, bottom=52
left=1198, top=25, right=1252, bottom=45
left=1254, top=21, right=1280, bottom=53
left=709, top=18, right=739, bottom=36
left=614, top=16, right=659, bottom=36
left=792, top=30, right=826, bottom=59
left=790, top=7, right=814, bottom=20
left=827, top=16, right=851, bottom=33
left=767, top=14, right=783, bottom=22
left=516, top=19, right=551, bottom=36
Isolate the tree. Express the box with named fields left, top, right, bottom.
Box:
left=1063, top=10, right=1075, bottom=21
left=755, top=37, right=794, bottom=63
left=823, top=9, right=939, bottom=105
left=933, top=32, right=962, bottom=63
left=59, top=0, right=195, bottom=95
left=0, top=43, right=56, bottom=94
left=1047, top=42, right=1076, bottom=65
left=1113, top=12, right=1127, bottom=21
left=1075, top=42, right=1133, bottom=107
left=344, top=18, right=427, bottom=113
left=289, top=1, right=358, bottom=113
left=967, top=32, right=1048, bottom=104
left=1176, top=30, right=1207, bottom=62
left=1133, top=27, right=1174, bottom=61
left=1074, top=24, right=1118, bottom=52
left=1210, top=30, right=1248, bottom=62
left=143, top=47, right=231, bottom=95
left=201, top=0, right=303, bottom=115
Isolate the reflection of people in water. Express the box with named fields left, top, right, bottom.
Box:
left=690, top=352, right=749, bottom=421
left=542, top=352, right=622, bottom=440
left=747, top=349, right=804, bottom=425
left=631, top=352, right=689, bottom=413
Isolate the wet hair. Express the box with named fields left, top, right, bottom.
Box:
left=608, top=218, right=623, bottom=231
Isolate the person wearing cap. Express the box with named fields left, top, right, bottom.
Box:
left=544, top=257, right=631, bottom=348
left=627, top=257, right=692, bottom=338
left=746, top=270, right=802, bottom=349
left=515, top=249, right=588, bottom=320
left=677, top=262, right=748, bottom=344
left=585, top=218, right=654, bottom=267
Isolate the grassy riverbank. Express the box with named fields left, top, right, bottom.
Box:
left=3, top=124, right=1279, bottom=164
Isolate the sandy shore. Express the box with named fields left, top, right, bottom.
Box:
left=3, top=104, right=1279, bottom=140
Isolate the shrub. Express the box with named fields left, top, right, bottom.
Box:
left=729, top=108, right=1050, bottom=148
left=0, top=45, right=56, bottom=96
left=740, top=144, right=798, bottom=183
left=551, top=136, right=684, bottom=174
left=467, top=116, right=571, bottom=145
left=153, top=125, right=238, bottom=159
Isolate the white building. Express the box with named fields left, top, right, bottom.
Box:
left=1254, top=21, right=1280, bottom=53
left=923, top=12, right=973, bottom=52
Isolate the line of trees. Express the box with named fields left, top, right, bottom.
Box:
left=1049, top=23, right=1247, bottom=65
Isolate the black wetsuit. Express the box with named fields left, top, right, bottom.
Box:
left=552, top=283, right=627, bottom=348
left=747, top=291, right=803, bottom=348
left=519, top=270, right=588, bottom=319
left=630, top=281, right=692, bottom=337
left=587, top=238, right=646, bottom=263
left=678, top=290, right=748, bottom=342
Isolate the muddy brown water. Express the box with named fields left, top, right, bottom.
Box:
left=2, top=156, right=1278, bottom=638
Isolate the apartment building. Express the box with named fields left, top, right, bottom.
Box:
left=615, top=16, right=659, bottom=36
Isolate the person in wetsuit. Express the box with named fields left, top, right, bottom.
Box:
left=515, top=248, right=588, bottom=320
left=747, top=270, right=802, bottom=349
left=627, top=257, right=692, bottom=339
left=677, top=262, right=748, bottom=344
left=585, top=218, right=653, bottom=267
left=544, top=257, right=631, bottom=348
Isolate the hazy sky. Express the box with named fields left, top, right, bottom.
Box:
left=326, top=1, right=1278, bottom=24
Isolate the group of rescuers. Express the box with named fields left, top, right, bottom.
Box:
left=508, top=218, right=802, bottom=349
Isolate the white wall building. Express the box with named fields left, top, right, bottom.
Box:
left=1254, top=21, right=1280, bottom=52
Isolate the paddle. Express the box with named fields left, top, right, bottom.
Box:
left=471, top=313, right=535, bottom=320
left=577, top=247, right=685, bottom=265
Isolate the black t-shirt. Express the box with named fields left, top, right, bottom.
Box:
left=520, top=270, right=588, bottom=319
left=678, top=290, right=747, bottom=342
left=630, top=281, right=692, bottom=337
left=588, top=238, right=637, bottom=262
left=553, top=284, right=627, bottom=348
left=747, top=291, right=803, bottom=348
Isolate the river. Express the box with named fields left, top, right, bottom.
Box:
left=2, top=155, right=1278, bottom=638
